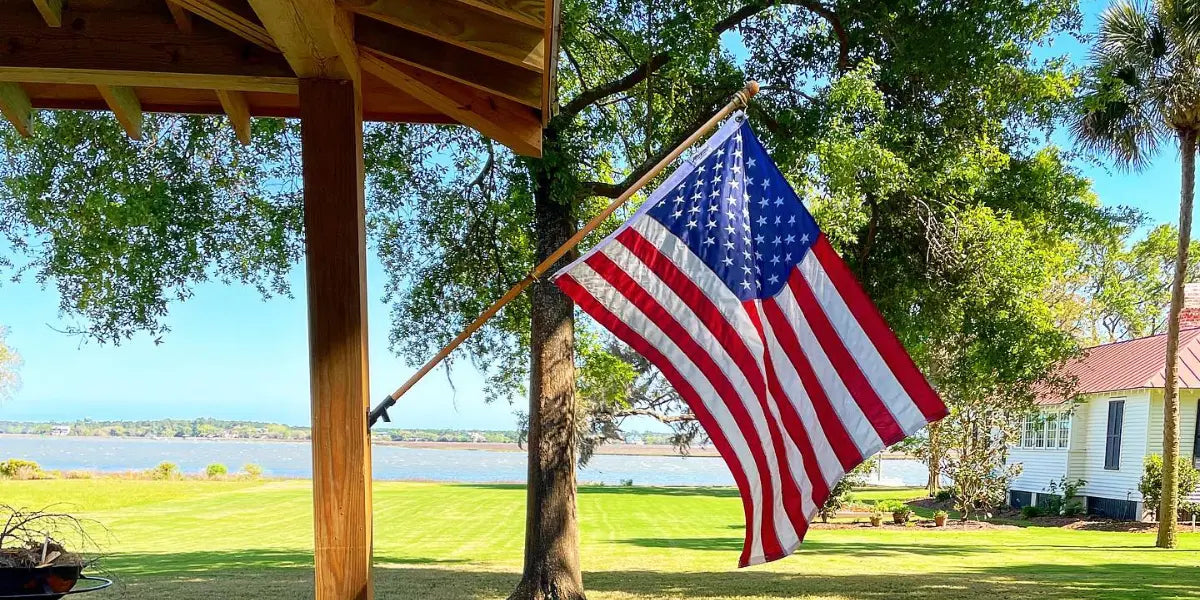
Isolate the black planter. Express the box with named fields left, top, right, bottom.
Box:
left=0, top=565, right=83, bottom=599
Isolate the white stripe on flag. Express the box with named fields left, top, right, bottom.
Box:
left=773, top=282, right=885, bottom=458
left=756, top=302, right=846, bottom=492
left=798, top=253, right=927, bottom=435
left=598, top=236, right=802, bottom=550
left=566, top=260, right=770, bottom=564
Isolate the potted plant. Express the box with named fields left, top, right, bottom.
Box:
left=869, top=506, right=884, bottom=527
left=933, top=510, right=948, bottom=527
left=0, top=505, right=95, bottom=599
left=890, top=503, right=913, bottom=524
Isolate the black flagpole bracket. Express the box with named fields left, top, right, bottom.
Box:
left=367, top=393, right=397, bottom=430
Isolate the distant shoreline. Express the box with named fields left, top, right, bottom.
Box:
left=0, top=433, right=914, bottom=460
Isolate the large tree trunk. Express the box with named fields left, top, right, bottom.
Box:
left=1158, top=129, right=1197, bottom=549
left=508, top=166, right=586, bottom=600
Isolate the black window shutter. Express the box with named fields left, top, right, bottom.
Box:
left=1105, top=400, right=1124, bottom=470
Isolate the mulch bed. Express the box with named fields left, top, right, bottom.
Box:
left=810, top=519, right=1017, bottom=531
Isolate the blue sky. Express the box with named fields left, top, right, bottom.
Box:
left=0, top=0, right=1185, bottom=429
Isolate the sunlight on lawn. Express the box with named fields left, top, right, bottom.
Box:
left=5, top=480, right=1199, bottom=599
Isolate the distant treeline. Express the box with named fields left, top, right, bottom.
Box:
left=0, top=419, right=677, bottom=445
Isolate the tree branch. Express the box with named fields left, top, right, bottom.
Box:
left=558, top=51, right=671, bottom=121
left=575, top=89, right=736, bottom=199
left=613, top=408, right=696, bottom=423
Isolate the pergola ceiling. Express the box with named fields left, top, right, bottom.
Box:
left=0, top=0, right=558, bottom=155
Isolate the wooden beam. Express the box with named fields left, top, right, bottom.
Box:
left=356, top=16, right=540, bottom=107
left=0, top=8, right=297, bottom=94
left=361, top=50, right=542, bottom=156
left=31, top=0, right=62, bottom=27
left=343, top=0, right=544, bottom=72
left=166, top=1, right=195, bottom=34
left=542, top=0, right=560, bottom=124
left=97, top=85, right=143, bottom=140
left=247, top=1, right=359, bottom=82
left=448, top=0, right=544, bottom=28
left=216, top=89, right=251, bottom=145
left=299, top=77, right=373, bottom=600
left=0, top=83, right=32, bottom=137
left=169, top=0, right=278, bottom=51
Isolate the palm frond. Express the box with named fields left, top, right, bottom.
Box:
left=1157, top=0, right=1200, bottom=50
left=1098, top=0, right=1164, bottom=65
left=1073, top=55, right=1167, bottom=170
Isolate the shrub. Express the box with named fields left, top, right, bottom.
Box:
left=1139, top=454, right=1200, bottom=518
left=1020, top=505, right=1044, bottom=519
left=205, top=463, right=228, bottom=479
left=148, top=461, right=181, bottom=480
left=63, top=470, right=93, bottom=480
left=935, top=489, right=953, bottom=503
left=1063, top=501, right=1084, bottom=517
left=620, top=478, right=634, bottom=487
left=1044, top=476, right=1087, bottom=516
left=0, top=459, right=44, bottom=480
left=240, top=463, right=264, bottom=479
left=933, top=510, right=948, bottom=519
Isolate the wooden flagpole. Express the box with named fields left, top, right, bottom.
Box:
left=369, top=80, right=760, bottom=427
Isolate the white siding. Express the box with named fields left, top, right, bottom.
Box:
left=1008, top=447, right=1068, bottom=493
left=1075, top=390, right=1150, bottom=502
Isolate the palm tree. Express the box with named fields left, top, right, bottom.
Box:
left=1074, top=0, right=1200, bottom=548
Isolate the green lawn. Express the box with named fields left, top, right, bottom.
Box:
left=5, top=479, right=1200, bottom=599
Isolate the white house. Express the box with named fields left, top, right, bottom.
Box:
left=1007, top=328, right=1200, bottom=520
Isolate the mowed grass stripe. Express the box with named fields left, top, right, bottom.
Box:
left=3, top=480, right=1199, bottom=599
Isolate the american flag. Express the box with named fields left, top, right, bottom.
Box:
left=554, top=116, right=948, bottom=567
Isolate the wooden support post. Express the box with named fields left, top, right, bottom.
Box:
left=299, top=78, right=373, bottom=600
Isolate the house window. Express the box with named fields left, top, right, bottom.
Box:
left=1023, top=415, right=1036, bottom=448
left=1033, top=415, right=1046, bottom=448
left=1105, top=400, right=1125, bottom=470
left=1046, top=414, right=1059, bottom=449
left=1058, top=412, right=1071, bottom=449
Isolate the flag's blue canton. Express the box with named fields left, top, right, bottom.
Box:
left=646, top=121, right=820, bottom=301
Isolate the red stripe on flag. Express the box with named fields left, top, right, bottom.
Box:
left=786, top=268, right=906, bottom=445
left=556, top=274, right=762, bottom=567
left=810, top=236, right=947, bottom=421
left=760, top=298, right=864, bottom=472
left=744, top=301, right=829, bottom=518
left=616, top=228, right=807, bottom=541
left=584, top=250, right=785, bottom=561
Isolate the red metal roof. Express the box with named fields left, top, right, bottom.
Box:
left=1039, top=328, right=1200, bottom=404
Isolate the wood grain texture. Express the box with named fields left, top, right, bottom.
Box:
left=0, top=6, right=296, bottom=92
left=356, top=15, right=540, bottom=107
left=345, top=0, right=544, bottom=71
left=447, top=0, right=543, bottom=27
left=216, top=89, right=251, bottom=144
left=361, top=49, right=542, bottom=156
left=31, top=0, right=62, bottom=26
left=300, top=77, right=374, bottom=600
left=248, top=0, right=358, bottom=81
left=0, top=82, right=32, bottom=136
left=97, top=84, right=142, bottom=139
left=170, top=0, right=278, bottom=51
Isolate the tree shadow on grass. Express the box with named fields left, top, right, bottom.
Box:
left=85, top=553, right=1200, bottom=600
left=621, top=537, right=1001, bottom=557
left=454, top=483, right=741, bottom=498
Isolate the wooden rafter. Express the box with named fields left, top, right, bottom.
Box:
left=166, top=1, right=195, bottom=34
left=247, top=1, right=359, bottom=82
left=169, top=0, right=278, bottom=51
left=356, top=16, right=540, bottom=108
left=0, top=8, right=296, bottom=94
left=0, top=82, right=32, bottom=137
left=343, top=0, right=544, bottom=72
left=97, top=85, right=143, bottom=140
left=450, top=0, right=544, bottom=28
left=31, top=0, right=61, bottom=26
left=216, top=89, right=251, bottom=145
left=361, top=49, right=541, bottom=156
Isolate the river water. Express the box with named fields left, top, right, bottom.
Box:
left=0, top=436, right=928, bottom=487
